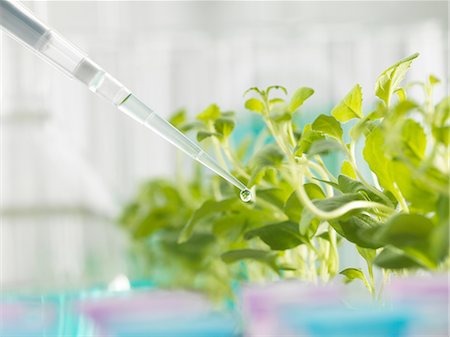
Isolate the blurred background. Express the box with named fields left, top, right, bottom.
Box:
left=1, top=1, right=448, bottom=291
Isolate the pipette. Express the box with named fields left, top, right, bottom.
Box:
left=0, top=0, right=252, bottom=202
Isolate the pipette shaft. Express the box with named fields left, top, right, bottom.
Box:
left=0, top=0, right=250, bottom=195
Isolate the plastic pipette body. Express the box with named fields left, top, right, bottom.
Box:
left=0, top=0, right=251, bottom=198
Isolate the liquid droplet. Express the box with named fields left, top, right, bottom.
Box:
left=240, top=189, right=252, bottom=203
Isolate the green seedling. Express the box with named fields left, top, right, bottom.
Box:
left=120, top=54, right=449, bottom=300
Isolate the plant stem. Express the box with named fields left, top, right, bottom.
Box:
left=287, top=123, right=297, bottom=147
left=295, top=162, right=395, bottom=219
left=253, top=128, right=269, bottom=152
left=317, top=238, right=330, bottom=282
left=377, top=269, right=390, bottom=302
left=305, top=240, right=320, bottom=256
left=327, top=226, right=339, bottom=276
left=222, top=138, right=250, bottom=179
left=297, top=246, right=308, bottom=279
left=207, top=121, right=228, bottom=170
left=260, top=95, right=292, bottom=156
left=304, top=160, right=334, bottom=196
left=308, top=249, right=318, bottom=284
left=392, top=184, right=409, bottom=213
left=314, top=155, right=338, bottom=183
left=367, top=261, right=375, bottom=295
left=265, top=117, right=291, bottom=155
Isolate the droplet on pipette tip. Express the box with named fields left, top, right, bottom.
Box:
left=240, top=189, right=252, bottom=203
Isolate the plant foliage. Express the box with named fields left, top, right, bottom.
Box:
left=120, top=54, right=449, bottom=299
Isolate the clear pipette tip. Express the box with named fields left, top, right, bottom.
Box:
left=117, top=94, right=253, bottom=202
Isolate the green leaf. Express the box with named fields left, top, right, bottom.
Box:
left=331, top=84, right=363, bottom=122
left=269, top=100, right=291, bottom=122
left=303, top=193, right=365, bottom=236
left=363, top=126, right=395, bottom=193
left=300, top=192, right=358, bottom=236
left=289, top=87, right=314, bottom=113
left=197, top=131, right=222, bottom=142
left=284, top=184, right=325, bottom=223
left=312, top=114, right=343, bottom=140
left=374, top=247, right=422, bottom=269
left=307, top=139, right=344, bottom=155
left=247, top=165, right=279, bottom=187
left=299, top=208, right=317, bottom=236
left=429, top=74, right=440, bottom=85
left=295, top=124, right=325, bottom=155
left=375, top=213, right=436, bottom=249
left=430, top=221, right=449, bottom=264
left=357, top=246, right=377, bottom=264
left=248, top=144, right=284, bottom=187
left=432, top=126, right=450, bottom=146
left=278, top=264, right=298, bottom=271
left=212, top=214, right=247, bottom=240
left=284, top=192, right=302, bottom=223
left=214, top=117, right=235, bottom=138
left=267, top=85, right=288, bottom=96
left=430, top=195, right=450, bottom=262
left=196, top=104, right=221, bottom=122
left=316, top=193, right=364, bottom=212
left=339, top=268, right=370, bottom=288
left=313, top=177, right=340, bottom=190
left=221, top=249, right=277, bottom=267
left=245, top=221, right=306, bottom=250
left=270, top=106, right=292, bottom=123
left=119, top=202, right=140, bottom=228
left=271, top=112, right=292, bottom=123
left=269, top=98, right=285, bottom=106
left=245, top=98, right=265, bottom=113
left=123, top=180, right=194, bottom=239
left=248, top=167, right=268, bottom=187
left=375, top=213, right=439, bottom=268
left=394, top=100, right=419, bottom=117
left=332, top=214, right=383, bottom=249
left=436, top=194, right=449, bottom=222
left=179, top=121, right=203, bottom=133
left=434, top=97, right=450, bottom=127
left=178, top=198, right=241, bottom=243
left=341, top=161, right=357, bottom=179
left=244, top=87, right=262, bottom=96
left=264, top=167, right=279, bottom=185
left=391, top=160, right=437, bottom=212
left=394, top=88, right=407, bottom=101
left=257, top=188, right=291, bottom=210
left=221, top=111, right=235, bottom=118
left=305, top=183, right=326, bottom=200
left=350, top=120, right=378, bottom=141
left=337, top=175, right=385, bottom=204
left=336, top=174, right=365, bottom=193
left=250, top=144, right=285, bottom=172
left=169, top=109, right=187, bottom=128
left=399, top=119, right=426, bottom=160
left=375, top=53, right=419, bottom=106
left=349, top=105, right=384, bottom=140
